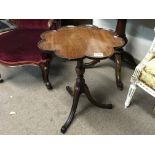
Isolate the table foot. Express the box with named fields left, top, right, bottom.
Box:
left=61, top=126, right=67, bottom=134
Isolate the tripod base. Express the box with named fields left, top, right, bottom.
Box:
left=61, top=59, right=112, bottom=134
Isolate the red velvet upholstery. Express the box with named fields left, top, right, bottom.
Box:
left=10, top=19, right=52, bottom=29
left=0, top=29, right=48, bottom=65
left=0, top=20, right=54, bottom=66
left=0, top=19, right=58, bottom=90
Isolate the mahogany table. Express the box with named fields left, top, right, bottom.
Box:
left=38, top=25, right=125, bottom=133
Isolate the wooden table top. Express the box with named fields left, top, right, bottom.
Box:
left=38, top=25, right=125, bottom=60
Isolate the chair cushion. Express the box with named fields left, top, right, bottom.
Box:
left=9, top=19, right=52, bottom=29
left=140, top=58, right=155, bottom=89
left=144, top=58, right=155, bottom=76
left=140, top=70, right=155, bottom=89
left=0, top=29, right=48, bottom=65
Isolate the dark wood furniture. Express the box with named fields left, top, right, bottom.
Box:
left=0, top=20, right=60, bottom=90
left=38, top=25, right=125, bottom=133
left=83, top=19, right=137, bottom=90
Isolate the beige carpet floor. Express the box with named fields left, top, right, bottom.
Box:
left=0, top=57, right=155, bottom=135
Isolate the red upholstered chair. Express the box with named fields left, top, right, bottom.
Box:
left=0, top=19, right=59, bottom=89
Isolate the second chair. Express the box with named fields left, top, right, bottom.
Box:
left=0, top=19, right=59, bottom=89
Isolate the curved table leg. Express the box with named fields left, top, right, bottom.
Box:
left=84, top=84, right=113, bottom=109
left=61, top=86, right=81, bottom=134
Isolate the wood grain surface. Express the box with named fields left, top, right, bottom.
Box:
left=38, top=25, right=125, bottom=59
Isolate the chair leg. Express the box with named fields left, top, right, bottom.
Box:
left=125, top=83, right=137, bottom=108
left=114, top=51, right=123, bottom=90
left=39, top=61, right=53, bottom=90
left=0, top=74, right=4, bottom=83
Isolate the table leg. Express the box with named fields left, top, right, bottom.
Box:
left=61, top=59, right=112, bottom=133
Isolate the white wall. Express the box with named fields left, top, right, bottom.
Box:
left=93, top=19, right=155, bottom=61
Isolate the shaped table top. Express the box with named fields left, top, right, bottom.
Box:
left=38, top=25, right=125, bottom=60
